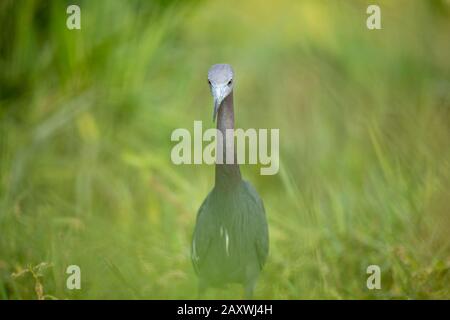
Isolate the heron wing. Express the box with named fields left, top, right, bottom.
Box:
left=244, top=181, right=269, bottom=270
left=191, top=192, right=213, bottom=274
left=254, top=201, right=269, bottom=270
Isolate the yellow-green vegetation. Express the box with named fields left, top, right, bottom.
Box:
left=0, top=0, right=449, bottom=299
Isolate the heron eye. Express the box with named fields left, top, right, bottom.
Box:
left=208, top=80, right=211, bottom=85
left=227, top=79, right=233, bottom=86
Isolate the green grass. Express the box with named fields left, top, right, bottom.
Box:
left=0, top=0, right=449, bottom=299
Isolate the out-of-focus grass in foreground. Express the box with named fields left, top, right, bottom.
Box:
left=0, top=0, right=449, bottom=299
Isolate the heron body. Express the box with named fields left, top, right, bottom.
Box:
left=191, top=64, right=269, bottom=299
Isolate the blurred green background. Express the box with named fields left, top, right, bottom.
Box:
left=0, top=0, right=449, bottom=299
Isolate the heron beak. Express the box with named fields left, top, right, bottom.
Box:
left=212, top=86, right=226, bottom=122
left=213, top=97, right=220, bottom=122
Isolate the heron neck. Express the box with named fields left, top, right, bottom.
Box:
left=215, top=91, right=241, bottom=189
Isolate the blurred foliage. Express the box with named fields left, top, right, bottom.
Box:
left=0, top=0, right=449, bottom=299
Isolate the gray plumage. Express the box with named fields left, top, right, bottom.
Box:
left=191, top=64, right=269, bottom=299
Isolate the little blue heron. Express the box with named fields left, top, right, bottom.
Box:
left=191, top=64, right=269, bottom=299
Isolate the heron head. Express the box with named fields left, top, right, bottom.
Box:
left=208, top=64, right=234, bottom=122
